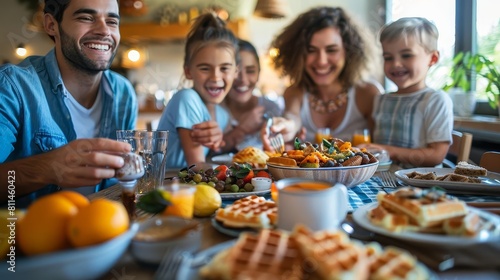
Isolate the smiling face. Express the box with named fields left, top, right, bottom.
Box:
left=228, top=50, right=260, bottom=104
left=382, top=36, right=439, bottom=93
left=184, top=44, right=238, bottom=105
left=46, top=0, right=120, bottom=74
left=304, top=27, right=346, bottom=88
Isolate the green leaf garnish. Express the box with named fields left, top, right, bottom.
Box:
left=136, top=189, right=172, bottom=214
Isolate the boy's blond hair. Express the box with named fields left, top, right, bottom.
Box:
left=379, top=17, right=439, bottom=53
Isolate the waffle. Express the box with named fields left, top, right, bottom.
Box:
left=292, top=225, right=369, bottom=280
left=215, top=195, right=277, bottom=229
left=368, top=246, right=429, bottom=280
left=376, top=187, right=467, bottom=228
left=199, top=229, right=304, bottom=280
left=443, top=212, right=482, bottom=237
left=232, top=146, right=270, bottom=168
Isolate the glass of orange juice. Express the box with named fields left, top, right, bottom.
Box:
left=315, top=127, right=331, bottom=144
left=352, top=129, right=371, bottom=146
left=161, top=183, right=195, bottom=219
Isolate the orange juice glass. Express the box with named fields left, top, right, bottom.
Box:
left=161, top=184, right=195, bottom=219
left=315, top=128, right=331, bottom=144
left=352, top=129, right=371, bottom=146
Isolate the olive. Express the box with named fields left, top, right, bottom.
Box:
left=205, top=168, right=214, bottom=176
left=244, top=183, right=254, bottom=192
left=215, top=182, right=225, bottom=192
left=230, top=184, right=239, bottom=192
left=193, top=173, right=202, bottom=183
left=236, top=179, right=245, bottom=187
left=324, top=160, right=335, bottom=167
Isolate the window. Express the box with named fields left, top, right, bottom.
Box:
left=386, top=0, right=500, bottom=103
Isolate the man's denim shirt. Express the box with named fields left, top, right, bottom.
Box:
left=0, top=49, right=138, bottom=206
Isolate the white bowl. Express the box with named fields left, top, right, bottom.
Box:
left=130, top=216, right=202, bottom=265
left=267, top=161, right=379, bottom=188
left=0, top=223, right=138, bottom=280
left=251, top=177, right=272, bottom=191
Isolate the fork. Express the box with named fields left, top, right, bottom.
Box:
left=264, top=114, right=285, bottom=154
left=379, top=171, right=398, bottom=188
left=269, top=133, right=285, bottom=154
left=155, top=251, right=185, bottom=280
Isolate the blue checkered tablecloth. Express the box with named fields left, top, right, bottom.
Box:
left=343, top=176, right=500, bottom=212
left=220, top=176, right=500, bottom=212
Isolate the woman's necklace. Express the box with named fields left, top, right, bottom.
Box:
left=310, top=91, right=348, bottom=114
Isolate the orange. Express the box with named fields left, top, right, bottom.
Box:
left=55, top=190, right=90, bottom=210
left=17, top=195, right=78, bottom=256
left=271, top=182, right=278, bottom=203
left=67, top=198, right=129, bottom=248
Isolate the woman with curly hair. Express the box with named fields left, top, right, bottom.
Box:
left=262, top=6, right=383, bottom=150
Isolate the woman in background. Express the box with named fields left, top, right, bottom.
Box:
left=221, top=39, right=282, bottom=152
left=262, top=6, right=383, bottom=150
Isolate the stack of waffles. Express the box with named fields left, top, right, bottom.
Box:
left=199, top=229, right=303, bottom=279
left=368, top=187, right=483, bottom=236
left=215, top=195, right=277, bottom=229
left=200, top=225, right=429, bottom=280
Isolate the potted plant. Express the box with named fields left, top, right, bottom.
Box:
left=443, top=52, right=500, bottom=117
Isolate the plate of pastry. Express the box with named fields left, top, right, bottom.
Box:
left=352, top=187, right=500, bottom=246
left=394, top=164, right=500, bottom=194
left=175, top=225, right=437, bottom=279
left=211, top=195, right=276, bottom=237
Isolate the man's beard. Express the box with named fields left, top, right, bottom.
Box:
left=59, top=27, right=117, bottom=75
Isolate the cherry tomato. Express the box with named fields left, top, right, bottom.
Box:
left=214, top=165, right=228, bottom=181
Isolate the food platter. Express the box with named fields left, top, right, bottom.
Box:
left=175, top=236, right=438, bottom=279
left=352, top=202, right=500, bottom=246
left=394, top=168, right=500, bottom=194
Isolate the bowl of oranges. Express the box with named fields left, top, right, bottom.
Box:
left=0, top=191, right=137, bottom=280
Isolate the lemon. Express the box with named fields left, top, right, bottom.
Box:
left=193, top=184, right=222, bottom=217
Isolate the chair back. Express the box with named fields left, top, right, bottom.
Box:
left=479, top=151, right=500, bottom=173
left=443, top=130, right=473, bottom=168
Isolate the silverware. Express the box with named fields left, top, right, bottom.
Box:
left=155, top=251, right=186, bottom=279
left=379, top=171, right=398, bottom=188
left=263, top=114, right=285, bottom=153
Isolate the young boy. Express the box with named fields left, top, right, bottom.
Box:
left=362, top=17, right=453, bottom=167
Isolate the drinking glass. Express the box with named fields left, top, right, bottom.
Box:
left=160, top=183, right=195, bottom=219
left=352, top=129, right=371, bottom=146
left=315, top=127, right=331, bottom=144
left=116, top=130, right=168, bottom=197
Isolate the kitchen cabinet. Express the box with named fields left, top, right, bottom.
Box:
left=120, top=19, right=248, bottom=43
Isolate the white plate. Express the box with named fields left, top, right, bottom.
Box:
left=0, top=223, right=138, bottom=280
left=175, top=237, right=437, bottom=279
left=353, top=202, right=500, bottom=246
left=210, top=153, right=234, bottom=165
left=211, top=218, right=258, bottom=237
left=220, top=188, right=270, bottom=199
left=394, top=168, right=500, bottom=194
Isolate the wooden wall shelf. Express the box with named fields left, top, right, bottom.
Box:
left=120, top=19, right=248, bottom=43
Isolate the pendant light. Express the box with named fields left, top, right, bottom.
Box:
left=254, top=0, right=289, bottom=19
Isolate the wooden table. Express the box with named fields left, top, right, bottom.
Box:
left=90, top=184, right=500, bottom=280
left=454, top=115, right=500, bottom=144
